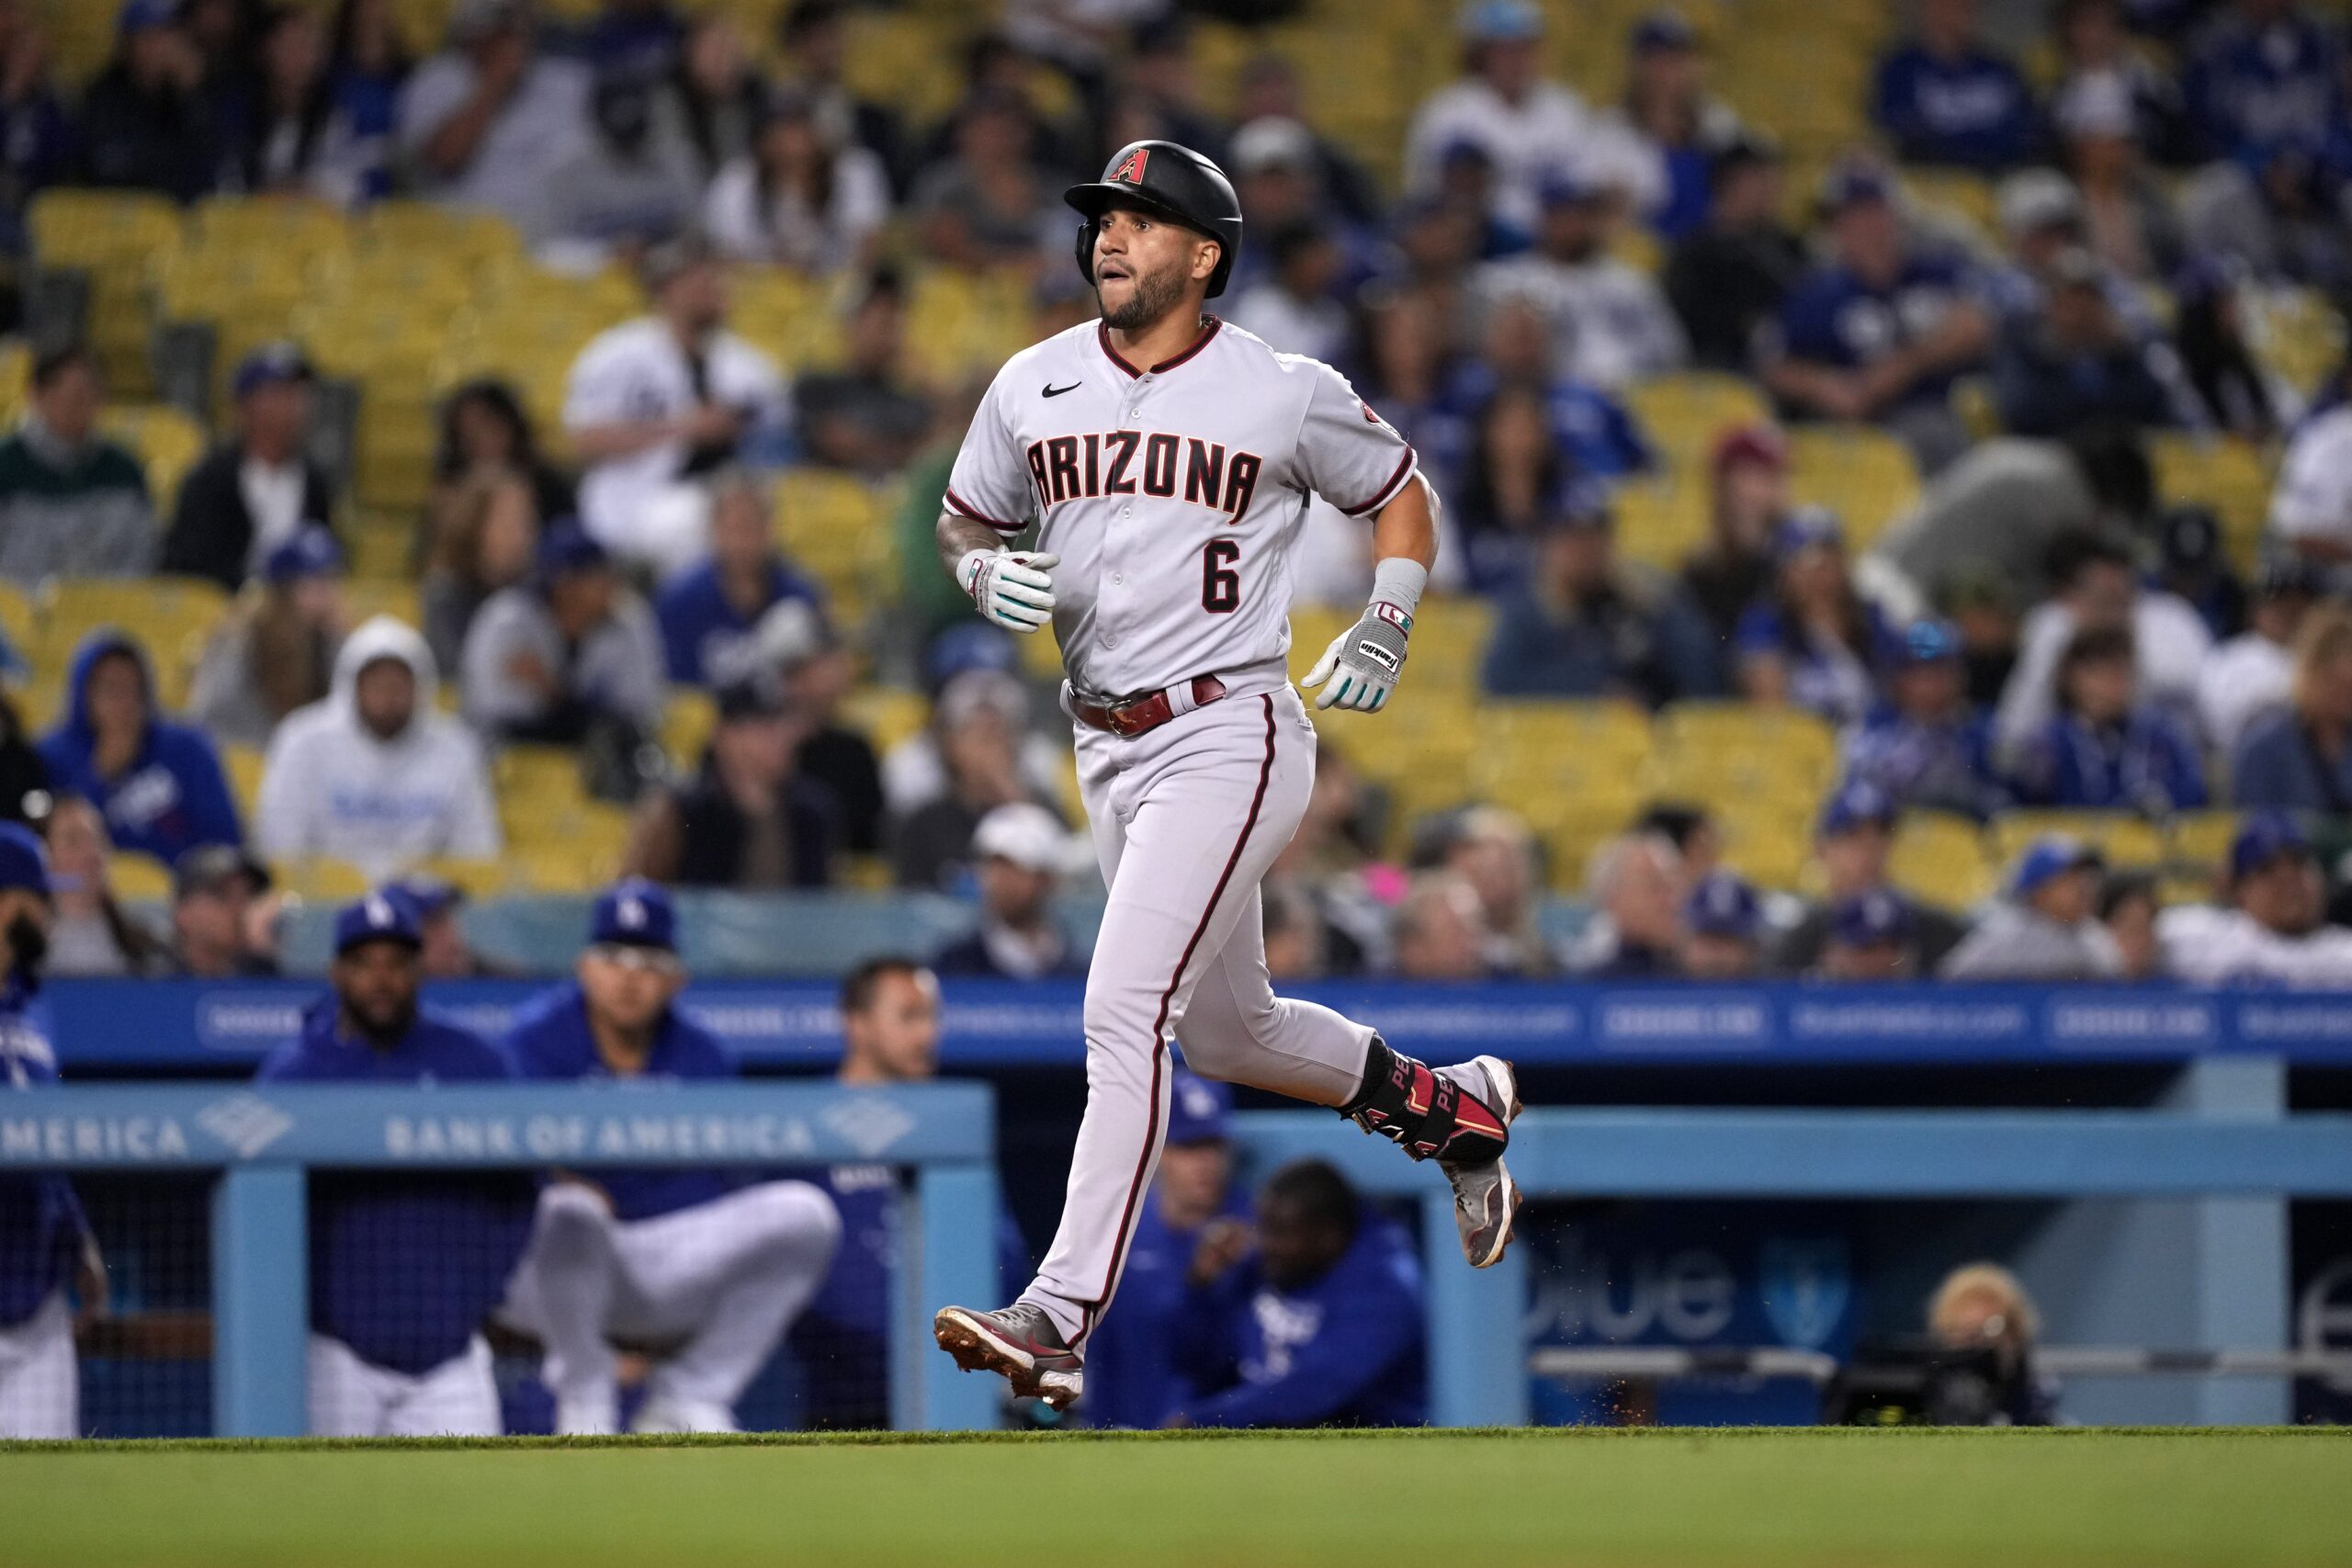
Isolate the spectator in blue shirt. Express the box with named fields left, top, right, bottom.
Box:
left=0, top=826, right=101, bottom=1439
left=655, top=469, right=826, bottom=687
left=1871, top=0, right=2039, bottom=169
left=1759, top=161, right=1992, bottom=472
left=1842, top=618, right=2008, bottom=820
left=1169, top=1157, right=1424, bottom=1429
left=787, top=956, right=1027, bottom=1429
left=1733, top=509, right=1888, bottom=730
left=1991, top=249, right=2178, bottom=437
left=1479, top=479, right=1721, bottom=706
left=2181, top=0, right=2341, bottom=164
left=38, top=630, right=242, bottom=868
left=256, top=892, right=527, bottom=1437
left=498, top=879, right=841, bottom=1436
left=2011, top=624, right=2209, bottom=815
left=1080, top=1071, right=1243, bottom=1430
left=2233, top=601, right=2352, bottom=812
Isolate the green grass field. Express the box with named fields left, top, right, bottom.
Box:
left=4, top=1427, right=2347, bottom=1567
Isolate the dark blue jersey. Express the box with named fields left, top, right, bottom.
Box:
left=653, top=558, right=827, bottom=687
left=1172, top=1209, right=1426, bottom=1429
left=1771, top=254, right=1984, bottom=405
left=503, top=982, right=737, bottom=1222
left=0, top=991, right=88, bottom=1328
left=1083, top=1190, right=1248, bottom=1430
left=257, top=1003, right=527, bottom=1373
left=1871, top=44, right=2038, bottom=169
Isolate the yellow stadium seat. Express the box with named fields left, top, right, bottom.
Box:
left=221, top=744, right=266, bottom=818
left=840, top=685, right=929, bottom=755
left=2166, top=810, right=2242, bottom=880
left=493, top=745, right=589, bottom=817
left=40, top=578, right=231, bottom=708
left=1713, top=800, right=1815, bottom=892
left=1785, top=424, right=1921, bottom=549
left=0, top=580, right=34, bottom=664
left=1652, top=702, right=1840, bottom=796
left=281, top=859, right=374, bottom=901
left=1612, top=479, right=1709, bottom=574
left=1990, top=811, right=2167, bottom=870
left=99, top=404, right=208, bottom=506
left=664, top=689, right=718, bottom=773
left=29, top=189, right=184, bottom=395
left=343, top=581, right=424, bottom=631
left=2149, top=434, right=2274, bottom=572
left=1623, top=373, right=1773, bottom=476
left=419, top=858, right=509, bottom=899
left=1900, top=169, right=1999, bottom=241
left=108, top=854, right=174, bottom=904
left=1886, top=810, right=1996, bottom=910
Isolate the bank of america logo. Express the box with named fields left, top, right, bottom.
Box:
left=198, top=1094, right=294, bottom=1159
left=822, top=1098, right=916, bottom=1160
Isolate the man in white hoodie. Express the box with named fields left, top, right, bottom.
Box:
left=255, top=616, right=503, bottom=880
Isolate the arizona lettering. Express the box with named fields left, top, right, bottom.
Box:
left=1025, top=433, right=1262, bottom=521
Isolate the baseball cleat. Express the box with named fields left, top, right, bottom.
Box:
left=933, top=1303, right=1084, bottom=1411
left=1437, top=1055, right=1524, bottom=1269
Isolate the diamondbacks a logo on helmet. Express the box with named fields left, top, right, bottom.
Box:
left=1111, top=146, right=1150, bottom=185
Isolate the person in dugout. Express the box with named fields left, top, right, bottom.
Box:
left=255, top=891, right=529, bottom=1438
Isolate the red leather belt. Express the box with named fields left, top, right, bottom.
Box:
left=1071, top=675, right=1227, bottom=738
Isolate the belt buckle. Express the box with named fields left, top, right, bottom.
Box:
left=1104, top=698, right=1150, bottom=738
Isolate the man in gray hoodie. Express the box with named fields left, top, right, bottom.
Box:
left=254, top=615, right=503, bottom=881
left=1939, top=834, right=2125, bottom=982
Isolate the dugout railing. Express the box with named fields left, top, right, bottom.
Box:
left=0, top=1082, right=1003, bottom=1436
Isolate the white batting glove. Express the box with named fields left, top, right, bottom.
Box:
left=957, top=549, right=1059, bottom=635
left=1302, top=601, right=1410, bottom=713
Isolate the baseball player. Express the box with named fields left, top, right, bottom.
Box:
left=0, top=825, right=101, bottom=1440
left=930, top=141, right=1521, bottom=1410
left=497, top=879, right=841, bottom=1435
left=255, top=892, right=529, bottom=1438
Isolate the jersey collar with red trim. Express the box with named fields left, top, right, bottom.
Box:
left=1098, top=315, right=1222, bottom=379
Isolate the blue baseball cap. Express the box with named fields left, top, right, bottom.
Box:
left=1684, top=871, right=1760, bottom=940
left=385, top=872, right=462, bottom=921
left=1831, top=888, right=1913, bottom=947
left=264, top=525, right=344, bottom=584
left=1165, top=1069, right=1231, bottom=1146
left=536, top=518, right=611, bottom=581
left=1819, top=160, right=1894, bottom=215
left=1771, top=505, right=1844, bottom=562
left=591, top=877, right=677, bottom=950
left=1893, top=617, right=1962, bottom=667
left=0, top=823, right=51, bottom=898
left=232, top=342, right=315, bottom=400
left=2229, top=813, right=2312, bottom=882
left=1537, top=167, right=1609, bottom=209
left=118, top=0, right=177, bottom=35
left=1816, top=779, right=1898, bottom=840
left=2007, top=834, right=2104, bottom=899
left=1630, top=8, right=1697, bottom=52
left=334, top=889, right=421, bottom=955
left=1460, top=0, right=1543, bottom=41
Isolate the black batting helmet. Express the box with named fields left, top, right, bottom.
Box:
left=1064, top=141, right=1244, bottom=299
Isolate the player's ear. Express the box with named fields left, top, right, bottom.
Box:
left=1194, top=237, right=1220, bottom=284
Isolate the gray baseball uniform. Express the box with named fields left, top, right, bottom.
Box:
left=945, top=316, right=1419, bottom=1349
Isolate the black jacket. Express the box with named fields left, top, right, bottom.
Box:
left=75, top=64, right=222, bottom=203
left=161, top=443, right=335, bottom=591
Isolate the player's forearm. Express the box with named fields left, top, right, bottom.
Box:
left=934, top=511, right=1004, bottom=580
left=1369, top=472, right=1439, bottom=571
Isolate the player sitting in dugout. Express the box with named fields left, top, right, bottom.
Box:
left=256, top=891, right=531, bottom=1438
left=494, top=878, right=841, bottom=1436
left=1164, top=1156, right=1426, bottom=1429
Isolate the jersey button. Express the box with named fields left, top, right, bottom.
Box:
left=1111, top=570, right=1124, bottom=584
left=1103, top=633, right=1121, bottom=649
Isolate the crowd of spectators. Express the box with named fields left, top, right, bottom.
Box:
left=0, top=0, right=2340, bottom=993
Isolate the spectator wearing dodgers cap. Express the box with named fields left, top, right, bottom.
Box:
left=932, top=802, right=1084, bottom=981
left=1939, top=834, right=2124, bottom=981
left=2155, top=814, right=2352, bottom=987
left=161, top=343, right=336, bottom=592
left=1679, top=870, right=1764, bottom=979
left=1080, top=1069, right=1245, bottom=1430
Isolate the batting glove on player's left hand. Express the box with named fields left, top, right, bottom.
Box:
left=1302, top=601, right=1410, bottom=712
left=958, top=548, right=1059, bottom=635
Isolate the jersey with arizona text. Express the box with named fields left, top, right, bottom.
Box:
left=944, top=317, right=1418, bottom=701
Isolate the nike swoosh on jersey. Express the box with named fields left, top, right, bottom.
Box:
left=1043, top=382, right=1081, bottom=398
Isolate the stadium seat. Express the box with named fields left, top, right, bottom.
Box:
left=840, top=685, right=929, bottom=756
left=419, top=858, right=509, bottom=900
left=2149, top=434, right=2274, bottom=573
left=1990, top=811, right=2168, bottom=870
left=279, top=859, right=374, bottom=901
left=107, top=853, right=174, bottom=904
left=1784, top=424, right=1922, bottom=550
left=221, top=744, right=265, bottom=819
left=663, top=690, right=718, bottom=774
left=99, top=405, right=208, bottom=506
left=1623, top=373, right=1773, bottom=476
left=0, top=580, right=35, bottom=667
left=1887, top=811, right=1996, bottom=910
left=1651, top=703, right=1840, bottom=800
left=2166, top=810, right=2241, bottom=880
left=40, top=577, right=231, bottom=711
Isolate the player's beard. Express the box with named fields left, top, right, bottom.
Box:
left=1097, top=255, right=1191, bottom=332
